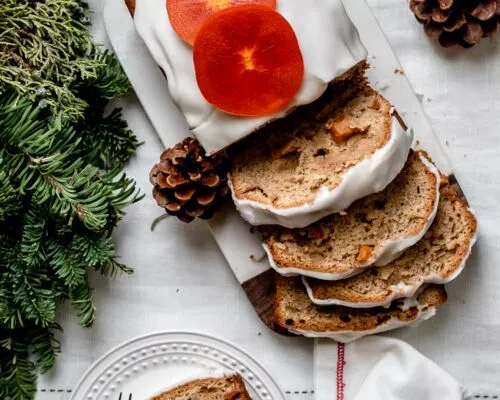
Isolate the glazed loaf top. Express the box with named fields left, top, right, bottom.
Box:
left=131, top=0, right=367, bottom=153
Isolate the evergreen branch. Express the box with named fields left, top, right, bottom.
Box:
left=10, top=260, right=57, bottom=329
left=0, top=332, right=37, bottom=400
left=0, top=233, right=21, bottom=328
left=28, top=325, right=61, bottom=374
left=0, top=94, right=141, bottom=231
left=79, top=107, right=141, bottom=170
left=0, top=214, right=56, bottom=330
left=0, top=281, right=22, bottom=330
left=0, top=324, right=60, bottom=398
left=0, top=1, right=142, bottom=396
left=0, top=169, right=22, bottom=221
left=70, top=278, right=95, bottom=328
left=47, top=240, right=87, bottom=289
left=80, top=50, right=132, bottom=101
left=5, top=356, right=37, bottom=400
left=73, top=234, right=115, bottom=267
left=19, top=207, right=47, bottom=267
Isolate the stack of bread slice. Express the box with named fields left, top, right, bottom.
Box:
left=228, top=73, right=477, bottom=342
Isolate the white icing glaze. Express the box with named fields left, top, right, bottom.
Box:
left=133, top=0, right=367, bottom=153
left=398, top=285, right=428, bottom=310
left=303, top=277, right=417, bottom=309
left=263, top=243, right=364, bottom=281
left=232, top=117, right=413, bottom=229
left=303, top=208, right=478, bottom=308
left=288, top=291, right=438, bottom=343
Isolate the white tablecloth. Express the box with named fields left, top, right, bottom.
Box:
left=36, top=0, right=500, bottom=398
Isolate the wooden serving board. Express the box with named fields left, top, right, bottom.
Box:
left=104, top=0, right=465, bottom=334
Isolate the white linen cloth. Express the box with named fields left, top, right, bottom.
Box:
left=314, top=337, right=465, bottom=400
left=35, top=0, right=500, bottom=399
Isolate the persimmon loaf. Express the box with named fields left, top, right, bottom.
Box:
left=262, top=151, right=440, bottom=280
left=304, top=181, right=477, bottom=307
left=229, top=84, right=413, bottom=228
left=129, top=0, right=369, bottom=153
left=274, top=276, right=447, bottom=343
left=151, top=375, right=251, bottom=400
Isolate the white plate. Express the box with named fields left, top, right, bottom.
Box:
left=71, top=331, right=287, bottom=400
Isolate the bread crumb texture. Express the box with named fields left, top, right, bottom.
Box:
left=307, top=183, right=477, bottom=305
left=152, top=376, right=251, bottom=400
left=230, top=73, right=391, bottom=210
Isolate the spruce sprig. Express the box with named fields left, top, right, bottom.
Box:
left=0, top=94, right=142, bottom=395
left=0, top=1, right=143, bottom=398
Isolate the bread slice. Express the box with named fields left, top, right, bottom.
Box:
left=274, top=275, right=447, bottom=343
left=229, top=83, right=413, bottom=228
left=151, top=375, right=251, bottom=400
left=304, top=181, right=477, bottom=307
left=262, top=150, right=440, bottom=280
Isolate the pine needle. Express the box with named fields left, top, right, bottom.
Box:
left=151, top=213, right=171, bottom=232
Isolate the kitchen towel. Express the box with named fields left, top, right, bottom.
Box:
left=315, top=337, right=465, bottom=400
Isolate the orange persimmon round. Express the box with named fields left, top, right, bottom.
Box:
left=193, top=5, right=304, bottom=117
left=167, top=0, right=276, bottom=45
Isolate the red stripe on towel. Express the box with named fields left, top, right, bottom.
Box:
left=336, top=343, right=346, bottom=400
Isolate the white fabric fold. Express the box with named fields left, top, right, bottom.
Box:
left=314, top=337, right=466, bottom=400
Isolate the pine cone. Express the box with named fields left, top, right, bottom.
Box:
left=150, top=138, right=230, bottom=223
left=410, top=0, right=500, bottom=48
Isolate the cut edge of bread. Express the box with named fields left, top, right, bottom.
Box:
left=151, top=375, right=251, bottom=400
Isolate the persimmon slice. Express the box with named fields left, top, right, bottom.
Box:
left=193, top=5, right=304, bottom=117
left=167, top=0, right=276, bottom=45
